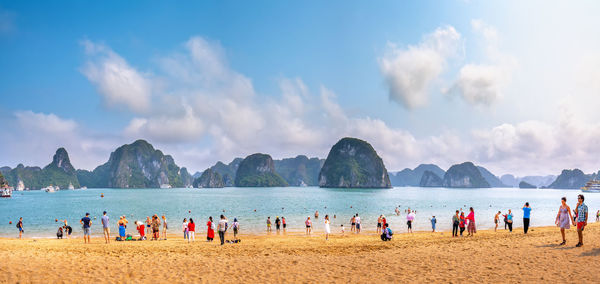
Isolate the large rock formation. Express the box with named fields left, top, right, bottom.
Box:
left=477, top=166, right=507, bottom=187
left=501, top=174, right=557, bottom=188
left=519, top=181, right=536, bottom=189
left=548, top=169, right=591, bottom=189
left=235, top=154, right=288, bottom=187
left=419, top=170, right=443, bottom=187
left=390, top=164, right=445, bottom=186
left=78, top=140, right=192, bottom=188
left=3, top=148, right=79, bottom=189
left=442, top=162, right=490, bottom=188
left=210, top=158, right=243, bottom=186
left=274, top=155, right=324, bottom=186
left=0, top=172, right=9, bottom=188
left=193, top=168, right=225, bottom=188
left=318, top=137, right=391, bottom=188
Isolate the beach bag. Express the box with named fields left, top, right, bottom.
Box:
left=388, top=228, right=393, bottom=236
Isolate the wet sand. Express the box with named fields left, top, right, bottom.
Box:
left=1, top=224, right=600, bottom=283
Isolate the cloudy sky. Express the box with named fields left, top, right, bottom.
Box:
left=1, top=1, right=600, bottom=176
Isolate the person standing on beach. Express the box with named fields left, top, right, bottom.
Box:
left=266, top=217, right=272, bottom=232
left=188, top=218, right=195, bottom=242
left=377, top=215, right=383, bottom=234
left=305, top=217, right=312, bottom=235
left=596, top=210, right=599, bottom=222
left=459, top=212, right=466, bottom=236
left=382, top=215, right=387, bottom=228
left=430, top=216, right=437, bottom=232
left=151, top=215, right=161, bottom=241
left=355, top=214, right=361, bottom=233
left=101, top=211, right=110, bottom=244
left=506, top=210, right=513, bottom=232
left=162, top=215, right=168, bottom=240
left=145, top=216, right=152, bottom=237
left=556, top=197, right=573, bottom=246
left=350, top=215, right=356, bottom=232
left=324, top=215, right=331, bottom=240
left=182, top=218, right=189, bottom=240
left=282, top=216, right=286, bottom=232
left=80, top=213, right=92, bottom=244
left=503, top=213, right=508, bottom=230
left=118, top=216, right=126, bottom=240
left=232, top=218, right=239, bottom=240
left=315, top=210, right=319, bottom=219
left=522, top=202, right=531, bottom=234
left=207, top=217, right=215, bottom=242
left=16, top=217, right=23, bottom=239
left=218, top=215, right=228, bottom=245
left=575, top=194, right=588, bottom=247
left=275, top=216, right=281, bottom=233
left=465, top=208, right=476, bottom=237
left=494, top=211, right=501, bottom=232
left=452, top=210, right=459, bottom=237
left=406, top=210, right=415, bottom=233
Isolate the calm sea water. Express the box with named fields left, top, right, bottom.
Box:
left=1, top=187, right=598, bottom=238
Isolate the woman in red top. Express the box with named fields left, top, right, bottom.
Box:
left=466, top=207, right=476, bottom=236
left=206, top=216, right=215, bottom=241
left=187, top=218, right=196, bottom=242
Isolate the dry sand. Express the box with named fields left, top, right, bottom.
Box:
left=1, top=224, right=600, bottom=283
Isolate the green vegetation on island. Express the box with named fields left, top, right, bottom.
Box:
left=318, top=137, right=392, bottom=188
left=442, top=162, right=490, bottom=188
left=235, top=153, right=288, bottom=187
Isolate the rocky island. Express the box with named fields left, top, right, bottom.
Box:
left=318, top=137, right=392, bottom=188
left=234, top=153, right=288, bottom=187
left=442, top=162, right=491, bottom=188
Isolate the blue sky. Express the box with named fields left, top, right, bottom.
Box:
left=2, top=1, right=600, bottom=176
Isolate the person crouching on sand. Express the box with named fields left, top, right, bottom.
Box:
left=556, top=197, right=573, bottom=246
left=381, top=223, right=392, bottom=241
left=136, top=221, right=146, bottom=240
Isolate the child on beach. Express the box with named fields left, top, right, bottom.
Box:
left=459, top=212, right=465, bottom=236
left=232, top=218, right=239, bottom=240
left=341, top=224, right=345, bottom=235
left=305, top=217, right=312, bottom=235
left=162, top=215, right=168, bottom=240
left=182, top=218, right=189, bottom=240
left=16, top=217, right=23, bottom=239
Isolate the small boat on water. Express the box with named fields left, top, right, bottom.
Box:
left=160, top=184, right=172, bottom=189
left=68, top=182, right=75, bottom=190
left=44, top=185, right=56, bottom=193
left=581, top=180, right=600, bottom=193
left=1, top=187, right=12, bottom=198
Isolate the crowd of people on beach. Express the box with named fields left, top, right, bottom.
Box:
left=10, top=194, right=596, bottom=247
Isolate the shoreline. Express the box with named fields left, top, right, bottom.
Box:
left=1, top=224, right=600, bottom=282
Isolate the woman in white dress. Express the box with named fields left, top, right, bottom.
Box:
left=324, top=215, right=331, bottom=240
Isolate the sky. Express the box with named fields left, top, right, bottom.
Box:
left=2, top=1, right=600, bottom=177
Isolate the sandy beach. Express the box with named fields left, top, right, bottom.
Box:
left=1, top=224, right=600, bottom=283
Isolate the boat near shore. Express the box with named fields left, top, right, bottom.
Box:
left=0, top=187, right=11, bottom=198
left=581, top=180, right=600, bottom=193
left=44, top=185, right=56, bottom=193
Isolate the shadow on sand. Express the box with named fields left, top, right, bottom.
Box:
left=580, top=248, right=600, bottom=256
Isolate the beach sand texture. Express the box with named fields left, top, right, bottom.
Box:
left=1, top=224, right=600, bottom=283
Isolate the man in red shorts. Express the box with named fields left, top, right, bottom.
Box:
left=575, top=194, right=588, bottom=247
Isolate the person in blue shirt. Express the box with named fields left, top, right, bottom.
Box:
left=522, top=202, right=532, bottom=234
left=80, top=213, right=92, bottom=244
left=507, top=210, right=513, bottom=232
left=430, top=216, right=437, bottom=232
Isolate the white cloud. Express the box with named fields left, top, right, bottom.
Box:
left=447, top=20, right=516, bottom=106
left=81, top=40, right=152, bottom=113
left=378, top=26, right=462, bottom=109
left=1, top=111, right=119, bottom=170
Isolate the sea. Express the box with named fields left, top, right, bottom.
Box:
left=1, top=187, right=598, bottom=238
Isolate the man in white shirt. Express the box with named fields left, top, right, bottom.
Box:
left=217, top=214, right=228, bottom=246
left=355, top=214, right=361, bottom=233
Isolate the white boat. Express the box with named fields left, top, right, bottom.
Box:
left=160, top=184, right=172, bottom=189
left=1, top=187, right=12, bottom=198
left=80, top=186, right=87, bottom=190
left=581, top=180, right=600, bottom=193
left=15, top=180, right=25, bottom=191
left=44, top=185, right=56, bottom=193
left=68, top=182, right=75, bottom=190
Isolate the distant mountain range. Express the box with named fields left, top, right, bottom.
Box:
left=2, top=138, right=597, bottom=190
